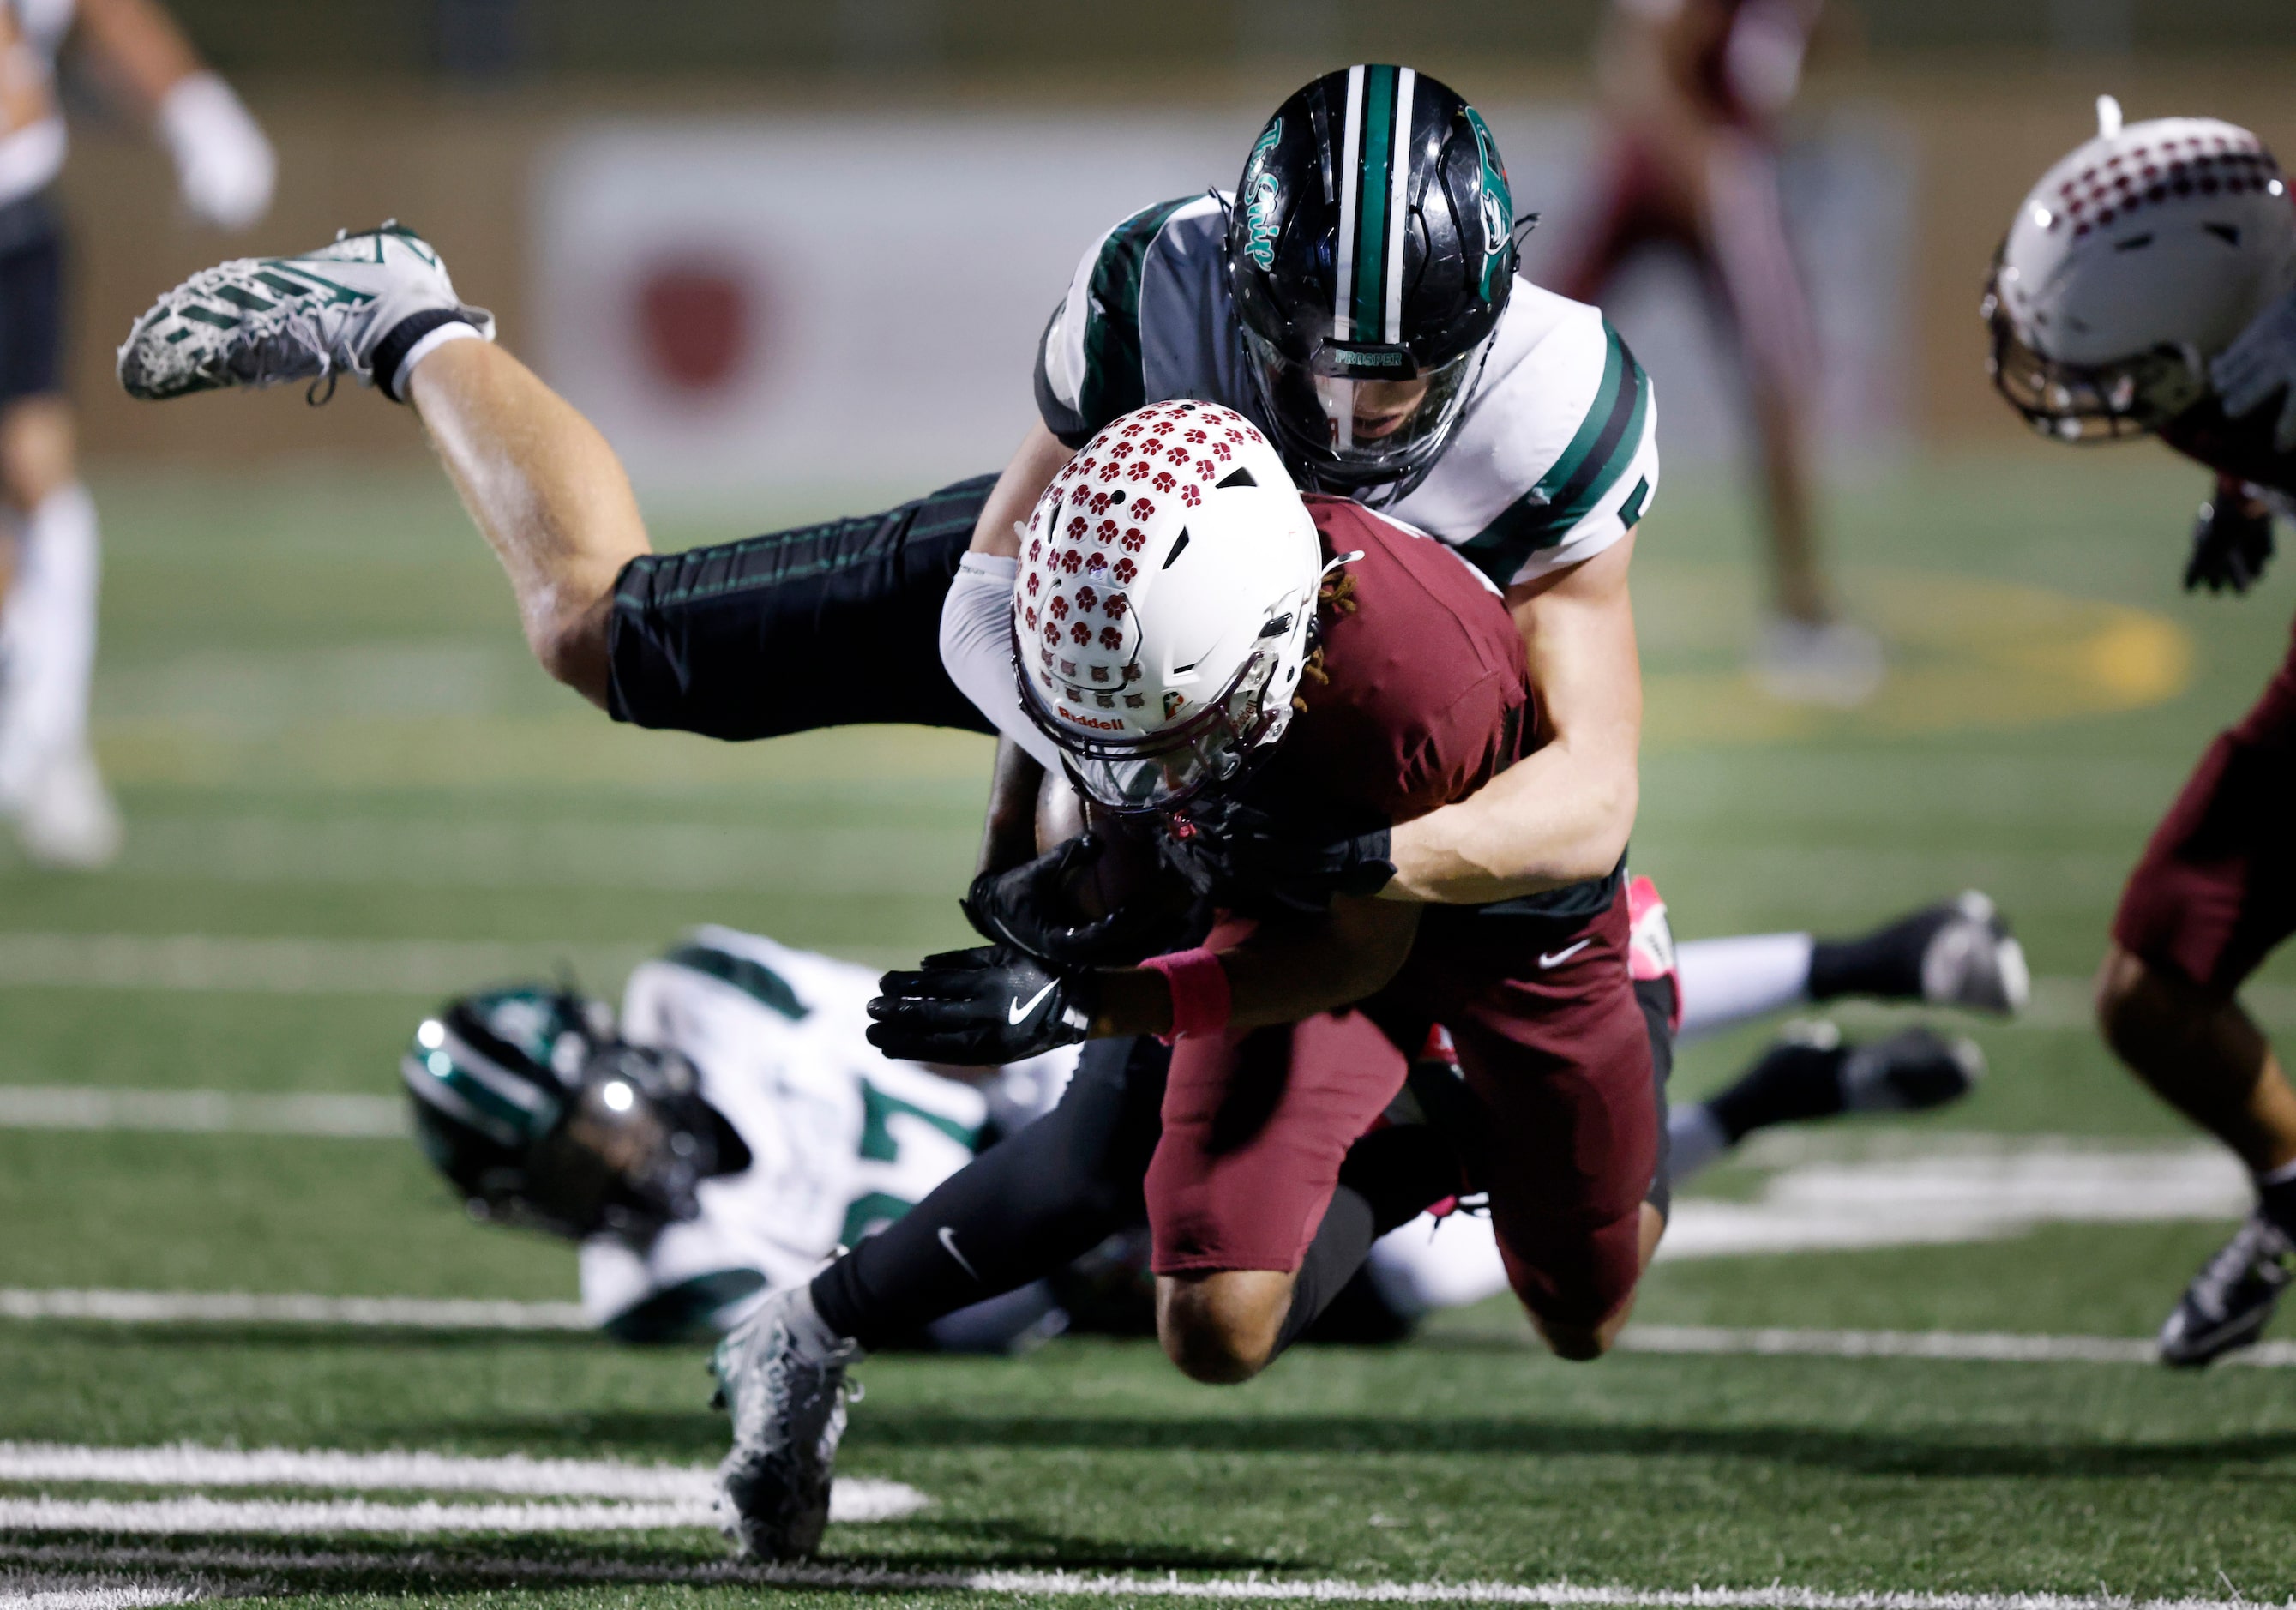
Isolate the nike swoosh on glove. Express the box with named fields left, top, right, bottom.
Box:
left=2185, top=492, right=2275, bottom=595
left=962, top=833, right=1174, bottom=967
left=866, top=946, right=1095, bottom=1065
left=1191, top=798, right=1395, bottom=915
left=2210, top=286, right=2296, bottom=455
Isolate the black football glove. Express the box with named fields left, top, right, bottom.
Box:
left=865, top=945, right=1095, bottom=1066
left=1191, top=798, right=1395, bottom=915
left=962, top=834, right=1168, bottom=967
left=2185, top=493, right=2275, bottom=595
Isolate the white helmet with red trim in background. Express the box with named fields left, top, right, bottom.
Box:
left=1986, top=96, right=2296, bottom=442
left=1013, top=401, right=1321, bottom=814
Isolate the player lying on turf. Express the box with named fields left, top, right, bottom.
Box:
left=115, top=64, right=1655, bottom=943
left=1987, top=99, right=2296, bottom=1365
left=400, top=901, right=2019, bottom=1348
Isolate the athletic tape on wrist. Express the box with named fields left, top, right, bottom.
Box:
left=1139, top=948, right=1231, bottom=1043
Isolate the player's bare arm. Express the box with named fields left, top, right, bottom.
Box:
left=75, top=0, right=273, bottom=230
left=405, top=341, right=649, bottom=708
left=1381, top=534, right=1641, bottom=903
left=969, top=421, right=1076, bottom=561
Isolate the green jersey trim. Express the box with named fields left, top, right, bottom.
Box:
left=857, top=1078, right=983, bottom=1163
left=1455, top=320, right=1649, bottom=586
left=662, top=944, right=810, bottom=1021
left=1076, top=196, right=1198, bottom=433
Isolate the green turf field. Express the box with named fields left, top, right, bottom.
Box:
left=3, top=450, right=2293, bottom=1608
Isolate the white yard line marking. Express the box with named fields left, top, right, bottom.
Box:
left=0, top=1090, right=403, bottom=1138
left=0, top=1444, right=709, bottom=1501
left=1618, top=1323, right=2296, bottom=1368
left=0, top=1588, right=200, bottom=1610
left=0, top=934, right=649, bottom=998
left=0, top=1291, right=590, bottom=1330
left=0, top=1547, right=2281, bottom=1610
left=0, top=1483, right=926, bottom=1535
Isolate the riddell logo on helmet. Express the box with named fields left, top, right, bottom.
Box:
left=1059, top=706, right=1127, bottom=732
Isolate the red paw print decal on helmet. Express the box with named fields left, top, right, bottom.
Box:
left=1043, top=622, right=1061, bottom=645
left=1089, top=493, right=1110, bottom=514
left=1023, top=605, right=1038, bottom=628
left=1152, top=472, right=1175, bottom=493
left=1181, top=484, right=1202, bottom=507
left=1121, top=528, right=1145, bottom=552
left=1061, top=550, right=1085, bottom=574
left=1131, top=498, right=1155, bottom=521
left=1211, top=442, right=1232, bottom=461
left=1075, top=586, right=1098, bottom=611
left=1127, top=460, right=1151, bottom=482
left=1077, top=456, right=1095, bottom=475
left=1113, top=557, right=1138, bottom=582
left=1027, top=538, right=1042, bottom=562
left=1152, top=420, right=1175, bottom=436
left=1120, top=422, right=1145, bottom=436
left=1100, top=626, right=1124, bottom=649
left=1067, top=516, right=1086, bottom=539
left=1186, top=429, right=1207, bottom=445
left=1025, top=572, right=1040, bottom=595
left=1085, top=551, right=1109, bottom=576
left=1194, top=459, right=1216, bottom=480
left=1049, top=594, right=1069, bottom=620
left=1096, top=520, right=1119, bottom=544
left=1166, top=446, right=1191, bottom=466
left=1104, top=592, right=1129, bottom=618
left=1070, top=622, right=1091, bottom=645
left=1097, top=460, right=1122, bottom=482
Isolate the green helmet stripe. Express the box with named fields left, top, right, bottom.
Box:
left=1349, top=63, right=1400, bottom=343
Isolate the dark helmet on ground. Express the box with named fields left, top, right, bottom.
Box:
left=1227, top=63, right=1520, bottom=501
left=402, top=983, right=750, bottom=1240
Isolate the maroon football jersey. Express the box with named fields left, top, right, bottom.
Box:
left=1241, top=496, right=1536, bottom=831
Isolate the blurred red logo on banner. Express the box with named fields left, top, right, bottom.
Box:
left=636, top=261, right=750, bottom=393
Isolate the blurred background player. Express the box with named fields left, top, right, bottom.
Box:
left=0, top=0, right=270, bottom=866
left=404, top=896, right=2019, bottom=1349
left=1986, top=99, right=2296, bottom=1367
left=1553, top=0, right=1876, bottom=705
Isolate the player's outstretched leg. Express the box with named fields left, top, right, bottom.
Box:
left=1668, top=1022, right=1985, bottom=1180
left=117, top=222, right=492, bottom=403
left=709, top=1284, right=863, bottom=1561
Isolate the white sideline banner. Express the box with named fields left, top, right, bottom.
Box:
left=532, top=109, right=1911, bottom=502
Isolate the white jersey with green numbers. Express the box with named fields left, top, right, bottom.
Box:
left=1033, top=192, right=1660, bottom=589
left=574, top=927, right=1075, bottom=1343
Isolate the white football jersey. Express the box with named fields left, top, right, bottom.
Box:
left=1036, top=193, right=1660, bottom=587
left=0, top=0, right=72, bottom=207
left=576, top=926, right=1076, bottom=1341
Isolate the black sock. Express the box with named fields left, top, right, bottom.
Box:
left=1270, top=1124, right=1463, bottom=1356
left=811, top=1034, right=1167, bottom=1350
left=2259, top=1171, right=2296, bottom=1240
left=372, top=307, right=477, bottom=402
left=1704, top=1034, right=1851, bottom=1144
left=1807, top=906, right=1955, bottom=1002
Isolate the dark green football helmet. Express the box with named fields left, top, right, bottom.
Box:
left=402, top=983, right=748, bottom=1240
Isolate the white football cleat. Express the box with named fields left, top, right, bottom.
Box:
left=1752, top=614, right=1884, bottom=708
left=1920, top=890, right=2030, bottom=1016
left=10, top=745, right=123, bottom=871
left=710, top=1285, right=863, bottom=1561
left=117, top=221, right=492, bottom=404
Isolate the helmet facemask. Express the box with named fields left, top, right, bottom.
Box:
left=1018, top=635, right=1288, bottom=816
left=1241, top=327, right=1490, bottom=496
left=1984, top=255, right=2207, bottom=442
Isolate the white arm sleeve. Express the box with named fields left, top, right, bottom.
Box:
left=940, top=553, right=1065, bottom=773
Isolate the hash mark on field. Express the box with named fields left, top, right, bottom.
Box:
left=0, top=1585, right=201, bottom=1610
left=0, top=1290, right=590, bottom=1330
left=0, top=1444, right=712, bottom=1501
left=0, top=1547, right=2284, bottom=1608
left=1617, top=1324, right=2296, bottom=1367
left=0, top=1487, right=927, bottom=1535
left=0, top=1089, right=404, bottom=1138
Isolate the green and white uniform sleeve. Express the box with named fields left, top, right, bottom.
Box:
left=1391, top=288, right=1660, bottom=589
left=1035, top=195, right=1218, bottom=448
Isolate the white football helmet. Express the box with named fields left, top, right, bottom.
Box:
left=1013, top=401, right=1321, bottom=814
left=1986, top=98, right=2296, bottom=442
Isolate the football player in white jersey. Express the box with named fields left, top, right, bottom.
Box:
left=119, top=64, right=1642, bottom=929
left=0, top=0, right=270, bottom=866
left=405, top=897, right=2018, bottom=1349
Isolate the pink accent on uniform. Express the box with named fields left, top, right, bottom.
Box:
left=1626, top=874, right=1683, bottom=1033
left=1142, top=947, right=1234, bottom=1045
